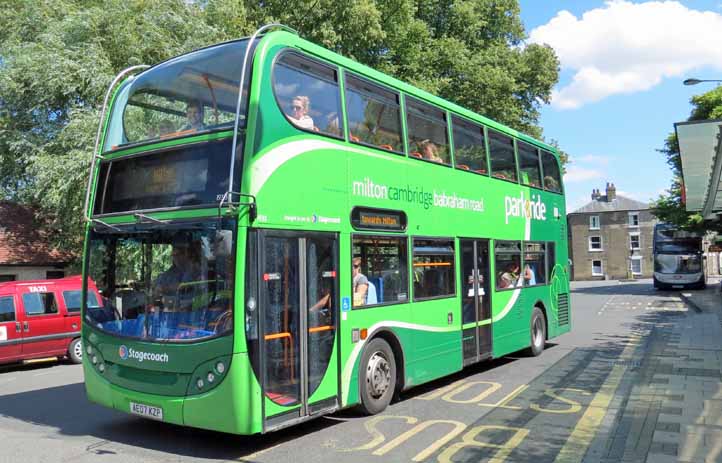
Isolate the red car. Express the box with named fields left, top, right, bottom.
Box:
left=0, top=276, right=100, bottom=366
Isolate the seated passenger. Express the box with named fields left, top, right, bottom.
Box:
left=287, top=95, right=315, bottom=130
left=352, top=257, right=369, bottom=307
left=183, top=100, right=205, bottom=131
left=419, top=139, right=444, bottom=163
left=498, top=262, right=520, bottom=289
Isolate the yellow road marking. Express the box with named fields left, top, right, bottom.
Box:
left=554, top=335, right=641, bottom=463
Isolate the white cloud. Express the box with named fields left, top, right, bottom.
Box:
left=564, top=166, right=604, bottom=183
left=529, top=1, right=722, bottom=109
left=574, top=154, right=610, bottom=165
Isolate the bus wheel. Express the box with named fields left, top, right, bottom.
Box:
left=359, top=338, right=396, bottom=415
left=68, top=338, right=83, bottom=364
left=529, top=308, right=546, bottom=357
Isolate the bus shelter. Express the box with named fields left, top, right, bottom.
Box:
left=675, top=119, right=722, bottom=221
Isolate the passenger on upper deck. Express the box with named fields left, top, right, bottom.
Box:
left=183, top=100, right=205, bottom=131
left=287, top=95, right=315, bottom=130
left=420, top=139, right=444, bottom=163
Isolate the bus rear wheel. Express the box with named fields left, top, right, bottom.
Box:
left=529, top=308, right=546, bottom=357
left=358, top=338, right=396, bottom=415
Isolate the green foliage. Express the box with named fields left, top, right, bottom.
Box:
left=1, top=0, right=560, bottom=263
left=653, top=88, right=722, bottom=231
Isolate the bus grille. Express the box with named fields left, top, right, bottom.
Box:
left=558, top=293, right=570, bottom=326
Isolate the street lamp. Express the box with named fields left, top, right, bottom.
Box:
left=683, top=78, right=722, bottom=86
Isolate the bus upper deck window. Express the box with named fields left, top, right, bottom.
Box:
left=488, top=130, right=517, bottom=182
left=541, top=150, right=562, bottom=193
left=273, top=52, right=343, bottom=138
left=405, top=96, right=450, bottom=165
left=345, top=73, right=403, bottom=153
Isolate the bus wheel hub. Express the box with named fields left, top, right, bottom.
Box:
left=367, top=352, right=391, bottom=398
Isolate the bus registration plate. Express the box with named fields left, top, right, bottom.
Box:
left=130, top=402, right=163, bottom=420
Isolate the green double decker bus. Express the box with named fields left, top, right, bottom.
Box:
left=81, top=25, right=570, bottom=434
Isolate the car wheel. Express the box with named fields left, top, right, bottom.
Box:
left=358, top=338, right=396, bottom=415
left=529, top=307, right=546, bottom=357
left=68, top=338, right=83, bottom=364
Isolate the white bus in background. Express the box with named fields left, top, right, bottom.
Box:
left=653, top=223, right=705, bottom=290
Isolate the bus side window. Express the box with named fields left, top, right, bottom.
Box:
left=541, top=149, right=562, bottom=193
left=405, top=96, right=451, bottom=165
left=518, top=141, right=542, bottom=188
left=488, top=129, right=517, bottom=182
left=352, top=235, right=409, bottom=307
left=452, top=116, right=488, bottom=175
left=345, top=73, right=404, bottom=153
left=272, top=52, right=344, bottom=138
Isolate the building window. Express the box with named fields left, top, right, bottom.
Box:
left=592, top=260, right=603, bottom=276
left=628, top=212, right=639, bottom=227
left=589, top=236, right=603, bottom=251
left=0, top=275, right=16, bottom=282
left=412, top=238, right=455, bottom=299
left=46, top=270, right=65, bottom=279
left=589, top=216, right=600, bottom=230
left=629, top=233, right=640, bottom=250
left=630, top=256, right=642, bottom=275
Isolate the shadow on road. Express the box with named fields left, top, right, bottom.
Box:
left=0, top=381, right=344, bottom=461
left=571, top=280, right=687, bottom=297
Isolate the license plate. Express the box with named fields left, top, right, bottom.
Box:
left=130, top=402, right=163, bottom=420
left=672, top=285, right=683, bottom=289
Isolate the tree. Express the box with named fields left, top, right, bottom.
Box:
left=1, top=0, right=560, bottom=263
left=652, top=87, right=722, bottom=230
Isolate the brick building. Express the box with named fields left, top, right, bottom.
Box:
left=567, top=184, right=656, bottom=281
left=0, top=201, right=72, bottom=281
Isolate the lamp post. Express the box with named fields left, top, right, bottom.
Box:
left=683, top=78, right=722, bottom=86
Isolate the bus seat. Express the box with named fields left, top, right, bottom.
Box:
left=366, top=281, right=378, bottom=305
left=368, top=277, right=383, bottom=303
left=379, top=144, right=393, bottom=151
left=458, top=164, right=470, bottom=170
left=350, top=134, right=360, bottom=142
left=475, top=169, right=487, bottom=174
left=411, top=152, right=422, bottom=158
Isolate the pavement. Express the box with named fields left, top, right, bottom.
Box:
left=580, top=277, right=722, bottom=463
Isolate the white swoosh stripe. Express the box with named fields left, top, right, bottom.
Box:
left=249, top=138, right=405, bottom=196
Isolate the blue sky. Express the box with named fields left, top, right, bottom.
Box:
left=518, top=0, right=722, bottom=212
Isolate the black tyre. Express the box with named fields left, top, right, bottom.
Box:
left=358, top=338, right=396, bottom=415
left=68, top=338, right=82, bottom=364
left=529, top=307, right=546, bottom=357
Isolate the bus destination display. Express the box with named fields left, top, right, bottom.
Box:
left=352, top=207, right=407, bottom=231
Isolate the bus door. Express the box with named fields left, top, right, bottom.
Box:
left=460, top=239, right=492, bottom=365
left=259, top=231, right=339, bottom=431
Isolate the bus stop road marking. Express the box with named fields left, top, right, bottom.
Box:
left=553, top=335, right=641, bottom=463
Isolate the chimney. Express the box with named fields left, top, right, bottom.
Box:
left=591, top=189, right=600, bottom=200
left=606, top=182, right=616, bottom=202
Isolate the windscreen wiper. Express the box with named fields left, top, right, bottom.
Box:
left=91, top=218, right=122, bottom=232
left=134, top=213, right=168, bottom=224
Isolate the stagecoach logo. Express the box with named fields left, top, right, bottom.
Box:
left=118, top=345, right=169, bottom=363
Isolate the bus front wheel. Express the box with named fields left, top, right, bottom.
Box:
left=358, top=338, right=396, bottom=415
left=529, top=308, right=546, bottom=357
